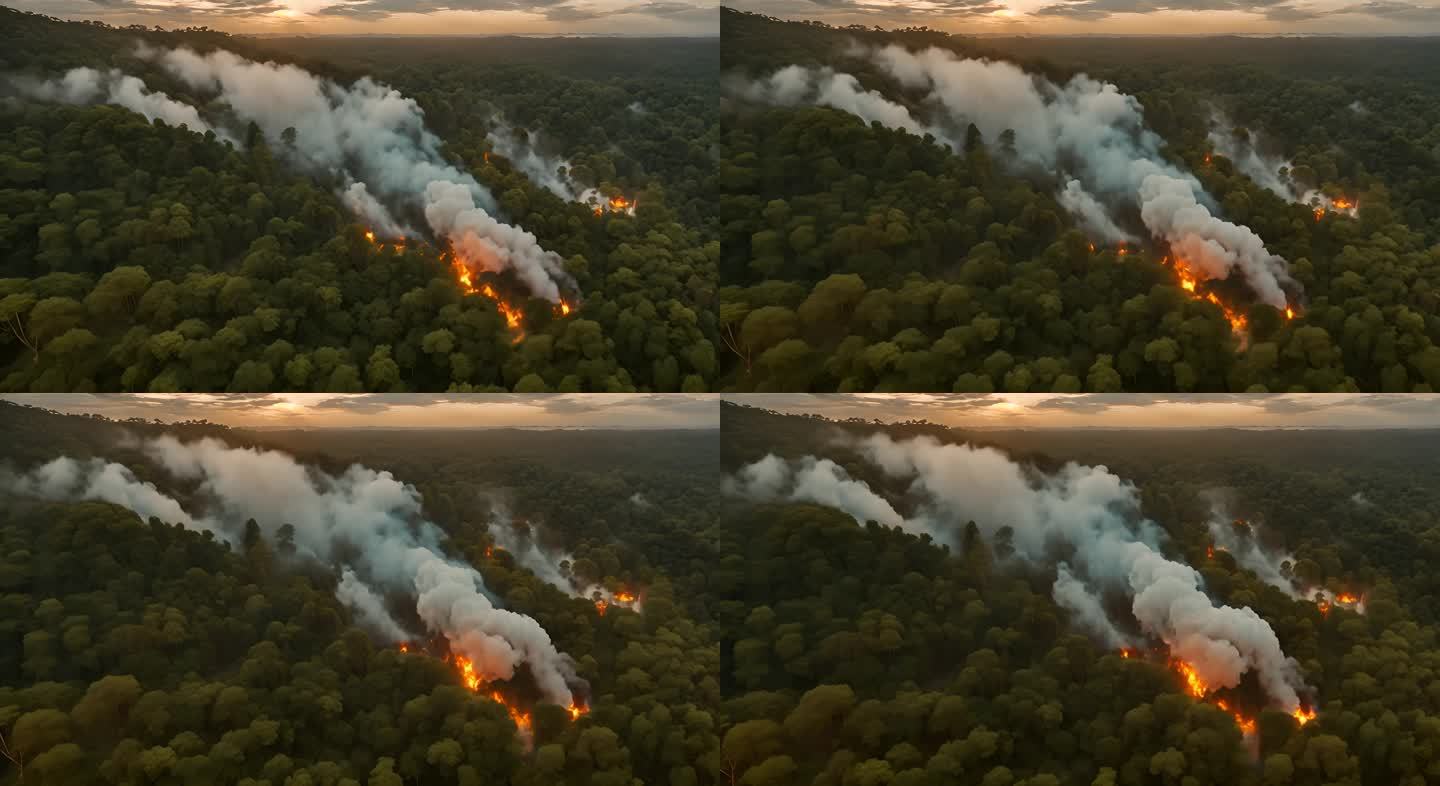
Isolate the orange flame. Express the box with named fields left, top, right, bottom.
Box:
left=1204, top=153, right=1213, bottom=166
left=1173, top=658, right=1208, bottom=699
left=1088, top=243, right=1096, bottom=253
left=364, top=230, right=376, bottom=243
left=594, top=599, right=608, bottom=616
left=1119, top=648, right=1136, bottom=659
left=1172, top=257, right=1248, bottom=333
left=1313, top=206, right=1326, bottom=222
left=1292, top=706, right=1317, bottom=726
left=613, top=590, right=637, bottom=605
left=1285, top=307, right=1296, bottom=320
left=557, top=300, right=573, bottom=317
left=1116, top=245, right=1128, bottom=257
left=1336, top=592, right=1359, bottom=605
left=1317, top=599, right=1332, bottom=616
left=1206, top=546, right=1215, bottom=559
left=1331, top=197, right=1354, bottom=210
left=399, top=642, right=410, bottom=653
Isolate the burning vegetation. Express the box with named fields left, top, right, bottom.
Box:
left=397, top=640, right=588, bottom=734
left=362, top=227, right=575, bottom=339
left=591, top=194, right=637, bottom=217
left=1118, top=648, right=1315, bottom=735
left=1159, top=253, right=1298, bottom=334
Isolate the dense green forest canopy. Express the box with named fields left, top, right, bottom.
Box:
left=0, top=7, right=719, bottom=393
left=0, top=401, right=722, bottom=784
left=716, top=400, right=1440, bottom=786
left=719, top=8, right=1440, bottom=393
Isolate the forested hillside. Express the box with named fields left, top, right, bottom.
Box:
left=0, top=401, right=722, bottom=784
left=0, top=8, right=719, bottom=392
left=717, top=401, right=1440, bottom=786
left=719, top=9, right=1440, bottom=393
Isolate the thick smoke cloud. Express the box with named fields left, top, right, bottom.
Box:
left=723, top=452, right=915, bottom=534
left=141, top=46, right=574, bottom=302
left=729, top=435, right=1311, bottom=711
left=2, top=456, right=227, bottom=541
left=6, top=46, right=575, bottom=302
left=5, top=438, right=582, bottom=706
left=8, top=67, right=226, bottom=140
left=731, top=46, right=1299, bottom=309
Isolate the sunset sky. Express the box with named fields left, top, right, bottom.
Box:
left=728, top=0, right=1440, bottom=35
left=2, top=394, right=719, bottom=430
left=729, top=394, right=1440, bottom=429
left=12, top=0, right=717, bottom=35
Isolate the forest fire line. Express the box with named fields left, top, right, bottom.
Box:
left=1161, top=255, right=1298, bottom=332
left=1117, top=648, right=1316, bottom=732
left=396, top=642, right=587, bottom=730
left=593, top=589, right=639, bottom=617
left=361, top=228, right=574, bottom=335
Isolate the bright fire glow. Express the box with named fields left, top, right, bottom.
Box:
left=1331, top=197, right=1354, bottom=210
left=1166, top=256, right=1250, bottom=333
left=364, top=230, right=376, bottom=243
left=1336, top=593, right=1360, bottom=605
left=613, top=590, right=637, bottom=604
left=594, top=599, right=609, bottom=616
left=1121, top=649, right=1310, bottom=734
left=399, top=645, right=587, bottom=730
left=1293, top=706, right=1317, bottom=725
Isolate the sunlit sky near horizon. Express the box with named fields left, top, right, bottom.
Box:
left=10, top=0, right=717, bottom=35
left=2, top=394, right=720, bottom=429
left=728, top=394, right=1440, bottom=429
left=727, top=0, right=1440, bottom=35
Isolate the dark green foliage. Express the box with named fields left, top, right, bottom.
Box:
left=0, top=7, right=718, bottom=392
left=0, top=402, right=722, bottom=785
left=718, top=9, right=1440, bottom=393
left=717, top=401, right=1440, bottom=785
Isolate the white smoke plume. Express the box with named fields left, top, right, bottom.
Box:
left=7, top=67, right=226, bottom=141
left=424, top=180, right=569, bottom=303
left=1203, top=498, right=1297, bottom=598
left=340, top=181, right=408, bottom=239
left=1053, top=563, right=1135, bottom=650
left=732, top=48, right=1299, bottom=310
left=484, top=501, right=644, bottom=613
left=5, top=438, right=583, bottom=706
left=730, top=435, right=1311, bottom=711
left=1206, top=114, right=1357, bottom=219
left=488, top=125, right=578, bottom=201
left=338, top=568, right=410, bottom=641
left=1059, top=179, right=1137, bottom=245
left=723, top=452, right=918, bottom=534
left=130, top=46, right=572, bottom=302
left=629, top=492, right=650, bottom=508
left=2, top=456, right=228, bottom=541
left=727, top=64, right=934, bottom=138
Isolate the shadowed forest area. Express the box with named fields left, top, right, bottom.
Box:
left=0, top=400, right=722, bottom=784
left=719, top=9, right=1440, bottom=393
left=0, top=8, right=718, bottom=392
left=718, top=400, right=1440, bottom=786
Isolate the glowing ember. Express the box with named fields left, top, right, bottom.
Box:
left=1088, top=243, right=1096, bottom=253
left=364, top=230, right=376, bottom=243
left=1285, top=307, right=1296, bottom=320
left=594, top=599, right=609, bottom=616
left=1116, top=245, right=1128, bottom=257
left=1204, top=153, right=1213, bottom=165
left=1313, top=206, right=1326, bottom=222
left=398, top=642, right=409, bottom=653
left=1317, top=599, right=1332, bottom=616
left=1119, top=648, right=1136, bottom=659
left=1206, top=546, right=1215, bottom=559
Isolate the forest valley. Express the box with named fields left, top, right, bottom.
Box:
left=719, top=9, right=1440, bottom=393
left=0, top=401, right=722, bottom=785
left=0, top=7, right=718, bottom=392
left=717, top=402, right=1440, bottom=786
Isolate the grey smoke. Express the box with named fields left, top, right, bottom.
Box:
left=6, top=437, right=583, bottom=706
left=1059, top=179, right=1137, bottom=244
left=488, top=124, right=578, bottom=201
left=2, top=456, right=228, bottom=542
left=8, top=67, right=227, bottom=141
left=139, top=46, right=573, bottom=303
left=338, top=568, right=410, bottom=641
left=730, top=435, right=1311, bottom=711
left=732, top=47, right=1299, bottom=310
left=724, top=452, right=915, bottom=533
left=341, top=181, right=409, bottom=239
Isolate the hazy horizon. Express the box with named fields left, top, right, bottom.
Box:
left=726, top=394, right=1440, bottom=430
left=9, top=0, right=717, bottom=36
left=724, top=1, right=1440, bottom=36
left=2, top=394, right=721, bottom=430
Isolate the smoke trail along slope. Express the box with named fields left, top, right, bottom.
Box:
left=733, top=49, right=1298, bottom=311
left=729, top=435, right=1311, bottom=712
left=3, top=437, right=582, bottom=706
left=7, top=46, right=574, bottom=303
